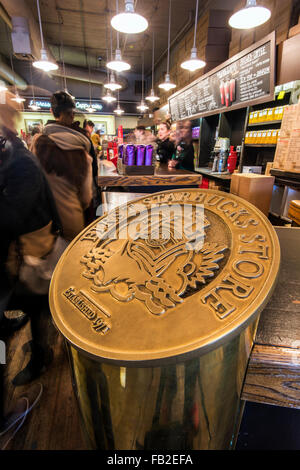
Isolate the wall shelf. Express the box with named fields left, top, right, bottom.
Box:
left=247, top=120, right=282, bottom=127
left=244, top=144, right=277, bottom=148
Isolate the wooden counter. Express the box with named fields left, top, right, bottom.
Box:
left=242, top=227, right=300, bottom=409
left=98, top=163, right=202, bottom=187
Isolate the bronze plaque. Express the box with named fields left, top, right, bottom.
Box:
left=49, top=189, right=280, bottom=365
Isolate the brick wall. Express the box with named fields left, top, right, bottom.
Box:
left=155, top=1, right=294, bottom=109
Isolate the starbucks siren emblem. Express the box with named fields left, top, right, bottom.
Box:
left=81, top=207, right=228, bottom=315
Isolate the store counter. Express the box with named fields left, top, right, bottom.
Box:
left=242, top=226, right=300, bottom=408
left=98, top=162, right=202, bottom=188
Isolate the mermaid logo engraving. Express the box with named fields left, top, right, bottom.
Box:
left=81, top=204, right=228, bottom=315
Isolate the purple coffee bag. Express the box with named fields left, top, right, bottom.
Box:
left=125, top=144, right=136, bottom=166
left=118, top=144, right=124, bottom=160
left=136, top=145, right=145, bottom=165
left=145, top=145, right=153, bottom=166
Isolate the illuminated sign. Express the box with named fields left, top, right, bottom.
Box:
left=28, top=99, right=103, bottom=112
left=75, top=102, right=103, bottom=111
left=29, top=99, right=51, bottom=109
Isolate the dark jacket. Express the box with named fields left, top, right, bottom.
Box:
left=175, top=142, right=195, bottom=171
left=156, top=138, right=175, bottom=164
left=0, top=136, right=60, bottom=265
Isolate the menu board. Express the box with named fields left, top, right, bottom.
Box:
left=169, top=32, right=275, bottom=121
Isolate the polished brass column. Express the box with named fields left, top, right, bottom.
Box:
left=50, top=189, right=280, bottom=450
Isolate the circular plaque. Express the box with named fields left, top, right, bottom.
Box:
left=49, top=189, right=280, bottom=365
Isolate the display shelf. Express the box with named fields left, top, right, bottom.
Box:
left=244, top=144, right=277, bottom=148
left=247, top=120, right=282, bottom=127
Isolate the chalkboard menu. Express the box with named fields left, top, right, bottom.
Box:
left=169, top=32, right=275, bottom=121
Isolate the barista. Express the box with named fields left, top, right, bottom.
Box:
left=156, top=122, right=175, bottom=164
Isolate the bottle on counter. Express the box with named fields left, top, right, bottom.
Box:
left=211, top=152, right=219, bottom=172
left=218, top=150, right=228, bottom=172
left=227, top=146, right=237, bottom=173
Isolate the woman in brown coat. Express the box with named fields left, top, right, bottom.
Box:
left=33, top=92, right=93, bottom=242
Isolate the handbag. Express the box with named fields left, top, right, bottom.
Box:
left=18, top=236, right=69, bottom=295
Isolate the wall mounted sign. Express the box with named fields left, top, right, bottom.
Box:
left=169, top=32, right=275, bottom=122
left=27, top=99, right=103, bottom=112
left=75, top=102, right=103, bottom=112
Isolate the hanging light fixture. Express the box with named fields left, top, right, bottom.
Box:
left=12, top=92, right=25, bottom=103
left=146, top=32, right=159, bottom=103
left=86, top=56, right=95, bottom=114
left=107, top=48, right=131, bottom=72
left=229, top=0, right=271, bottom=29
left=33, top=0, right=58, bottom=71
left=104, top=73, right=122, bottom=91
left=114, top=92, right=124, bottom=114
left=28, top=61, right=40, bottom=111
left=181, top=0, right=206, bottom=72
left=114, top=104, right=124, bottom=115
left=107, top=2, right=131, bottom=72
left=159, top=0, right=176, bottom=92
left=103, top=13, right=117, bottom=104
left=137, top=51, right=149, bottom=113
left=111, top=0, right=148, bottom=34
left=58, top=17, right=75, bottom=100
left=137, top=100, right=149, bottom=112
left=102, top=90, right=117, bottom=103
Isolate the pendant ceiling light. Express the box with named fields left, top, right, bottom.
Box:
left=111, top=0, right=148, bottom=34
left=114, top=91, right=124, bottom=114
left=33, top=0, right=58, bottom=71
left=58, top=18, right=75, bottom=100
left=181, top=0, right=206, bottom=72
left=159, top=0, right=176, bottom=92
left=28, top=62, right=40, bottom=110
left=229, top=0, right=271, bottom=29
left=107, top=47, right=131, bottom=72
left=103, top=13, right=117, bottom=104
left=146, top=33, right=159, bottom=103
left=107, top=2, right=131, bottom=72
left=102, top=90, right=117, bottom=103
left=137, top=52, right=149, bottom=113
left=86, top=56, right=95, bottom=114
left=12, top=92, right=25, bottom=103
left=104, top=73, right=122, bottom=91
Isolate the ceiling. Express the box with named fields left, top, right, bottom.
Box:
left=26, top=0, right=210, bottom=75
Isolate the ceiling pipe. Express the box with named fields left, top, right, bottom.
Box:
left=51, top=63, right=129, bottom=90
left=0, top=3, right=12, bottom=29
left=0, top=57, right=27, bottom=89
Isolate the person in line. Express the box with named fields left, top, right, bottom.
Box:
left=83, top=119, right=95, bottom=140
left=134, top=125, right=146, bottom=143
left=0, top=94, right=61, bottom=387
left=91, top=129, right=101, bottom=155
left=33, top=91, right=93, bottom=242
left=168, top=120, right=195, bottom=171
left=156, top=122, right=175, bottom=164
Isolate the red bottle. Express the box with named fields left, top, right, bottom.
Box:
left=227, top=146, right=237, bottom=173
left=225, top=81, right=230, bottom=107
